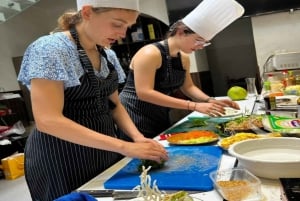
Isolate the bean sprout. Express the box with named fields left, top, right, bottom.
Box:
left=133, top=166, right=165, bottom=201
left=132, top=166, right=204, bottom=201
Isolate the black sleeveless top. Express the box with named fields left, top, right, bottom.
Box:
left=24, top=27, right=122, bottom=201
left=119, top=41, right=186, bottom=139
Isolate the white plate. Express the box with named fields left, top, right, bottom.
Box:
left=211, top=107, right=243, bottom=118
left=199, top=107, right=243, bottom=119
left=222, top=107, right=243, bottom=117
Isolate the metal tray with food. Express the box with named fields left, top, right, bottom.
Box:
left=223, top=115, right=264, bottom=135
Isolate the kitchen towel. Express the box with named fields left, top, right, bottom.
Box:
left=54, top=192, right=97, bottom=201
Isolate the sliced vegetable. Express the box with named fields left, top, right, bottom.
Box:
left=163, top=190, right=193, bottom=201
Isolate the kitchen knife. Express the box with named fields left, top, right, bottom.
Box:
left=76, top=189, right=202, bottom=200
left=76, top=189, right=140, bottom=200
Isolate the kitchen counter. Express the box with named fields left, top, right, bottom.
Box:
left=78, top=96, right=282, bottom=201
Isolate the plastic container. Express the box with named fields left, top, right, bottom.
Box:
left=295, top=74, right=300, bottom=85
left=266, top=74, right=284, bottom=93
left=210, top=168, right=262, bottom=201
left=282, top=70, right=288, bottom=87
left=287, top=70, right=296, bottom=86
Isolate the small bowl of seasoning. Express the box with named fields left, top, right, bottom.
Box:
left=209, top=168, right=262, bottom=201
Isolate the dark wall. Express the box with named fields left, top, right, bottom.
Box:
left=166, top=0, right=300, bottom=22
left=206, top=18, right=259, bottom=96
left=166, top=0, right=260, bottom=96
left=166, top=0, right=200, bottom=24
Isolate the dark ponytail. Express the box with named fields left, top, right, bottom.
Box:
left=166, top=20, right=195, bottom=38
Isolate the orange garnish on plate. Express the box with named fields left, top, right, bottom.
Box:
left=167, top=130, right=219, bottom=145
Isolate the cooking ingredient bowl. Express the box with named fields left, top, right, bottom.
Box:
left=210, top=168, right=262, bottom=201
left=228, top=137, right=300, bottom=179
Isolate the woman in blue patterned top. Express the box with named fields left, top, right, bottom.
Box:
left=103, top=48, right=126, bottom=84
left=17, top=0, right=168, bottom=200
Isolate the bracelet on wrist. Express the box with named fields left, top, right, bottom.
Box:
left=187, top=100, right=191, bottom=110
left=193, top=102, right=197, bottom=111
left=205, top=97, right=215, bottom=102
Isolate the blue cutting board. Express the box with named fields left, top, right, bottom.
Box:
left=104, top=146, right=222, bottom=191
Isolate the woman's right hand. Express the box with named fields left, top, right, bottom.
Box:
left=194, top=102, right=226, bottom=117
left=122, top=141, right=168, bottom=163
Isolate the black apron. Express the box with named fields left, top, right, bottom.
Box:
left=119, top=40, right=186, bottom=139
left=24, top=27, right=122, bottom=201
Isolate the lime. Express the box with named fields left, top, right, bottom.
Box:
left=227, top=86, right=247, bottom=100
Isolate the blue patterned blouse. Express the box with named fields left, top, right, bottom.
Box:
left=18, top=32, right=126, bottom=89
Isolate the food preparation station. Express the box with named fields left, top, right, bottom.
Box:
left=77, top=96, right=292, bottom=201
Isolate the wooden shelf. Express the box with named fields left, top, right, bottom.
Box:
left=111, top=15, right=169, bottom=71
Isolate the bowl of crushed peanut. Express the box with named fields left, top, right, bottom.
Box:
left=209, top=168, right=262, bottom=201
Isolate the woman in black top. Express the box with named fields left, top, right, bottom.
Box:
left=119, top=0, right=244, bottom=139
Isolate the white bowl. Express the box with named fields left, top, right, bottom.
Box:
left=228, top=137, right=300, bottom=179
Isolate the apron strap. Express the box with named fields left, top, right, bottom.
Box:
left=69, top=26, right=117, bottom=110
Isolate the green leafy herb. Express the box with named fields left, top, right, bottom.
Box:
left=138, top=160, right=165, bottom=173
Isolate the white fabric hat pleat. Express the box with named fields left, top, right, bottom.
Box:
left=77, top=0, right=139, bottom=11
left=182, top=0, right=244, bottom=41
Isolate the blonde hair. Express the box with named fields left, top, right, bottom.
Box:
left=52, top=7, right=117, bottom=32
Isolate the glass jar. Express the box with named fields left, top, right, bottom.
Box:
left=295, top=74, right=300, bottom=85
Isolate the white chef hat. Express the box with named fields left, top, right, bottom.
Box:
left=182, top=0, right=244, bottom=41
left=76, top=0, right=139, bottom=11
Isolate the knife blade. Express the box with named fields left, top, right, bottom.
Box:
left=76, top=189, right=140, bottom=200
